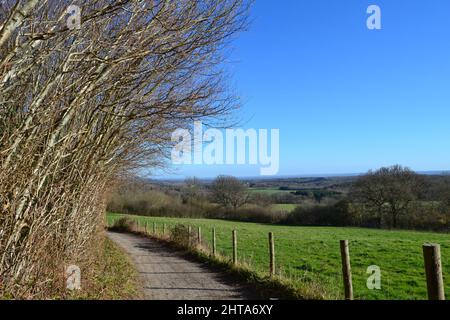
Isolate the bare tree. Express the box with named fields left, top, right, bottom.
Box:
left=182, top=177, right=203, bottom=202
left=210, top=175, right=249, bottom=211
left=0, top=0, right=251, bottom=297
left=350, top=165, right=425, bottom=228
left=182, top=177, right=208, bottom=216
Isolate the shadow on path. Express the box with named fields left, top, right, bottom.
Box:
left=107, top=231, right=260, bottom=300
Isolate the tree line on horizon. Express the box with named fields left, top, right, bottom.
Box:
left=108, top=165, right=450, bottom=232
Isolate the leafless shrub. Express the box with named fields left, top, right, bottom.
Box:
left=109, top=218, right=136, bottom=233
left=169, top=224, right=191, bottom=247
left=210, top=175, right=250, bottom=211
left=0, top=0, right=250, bottom=297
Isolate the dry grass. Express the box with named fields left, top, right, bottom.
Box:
left=68, top=236, right=140, bottom=300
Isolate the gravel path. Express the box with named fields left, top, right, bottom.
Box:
left=107, top=232, right=254, bottom=300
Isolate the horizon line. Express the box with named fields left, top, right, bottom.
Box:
left=149, top=169, right=450, bottom=181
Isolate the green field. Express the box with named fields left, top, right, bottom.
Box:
left=249, top=187, right=291, bottom=195
left=271, top=203, right=297, bottom=212
left=107, top=213, right=450, bottom=300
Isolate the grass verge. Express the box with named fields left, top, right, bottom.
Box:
left=69, top=235, right=141, bottom=300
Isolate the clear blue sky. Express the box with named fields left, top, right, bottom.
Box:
left=154, top=0, right=450, bottom=179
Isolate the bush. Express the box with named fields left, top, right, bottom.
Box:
left=283, top=201, right=357, bottom=227
left=107, top=188, right=215, bottom=218
left=208, top=205, right=286, bottom=224
left=402, top=202, right=450, bottom=232
left=109, top=217, right=136, bottom=233
left=169, top=224, right=198, bottom=247
left=107, top=189, right=176, bottom=215
left=281, top=199, right=450, bottom=232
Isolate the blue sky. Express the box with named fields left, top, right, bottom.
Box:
left=154, top=0, right=450, bottom=179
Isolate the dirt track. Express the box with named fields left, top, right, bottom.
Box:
left=107, top=232, right=254, bottom=300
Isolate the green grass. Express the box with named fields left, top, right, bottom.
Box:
left=70, top=237, right=140, bottom=300
left=249, top=187, right=291, bottom=195
left=107, top=213, right=450, bottom=300
left=272, top=203, right=297, bottom=212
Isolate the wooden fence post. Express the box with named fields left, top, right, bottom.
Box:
left=145, top=222, right=148, bottom=234
left=188, top=226, right=192, bottom=246
left=340, top=240, right=353, bottom=300
left=198, top=226, right=202, bottom=245
left=232, top=230, right=237, bottom=265
left=153, top=222, right=156, bottom=235
left=163, top=223, right=166, bottom=235
left=423, top=243, right=445, bottom=300
left=269, top=232, right=275, bottom=276
left=212, top=228, right=216, bottom=257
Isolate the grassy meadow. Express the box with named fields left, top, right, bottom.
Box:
left=107, top=213, right=450, bottom=300
left=249, top=187, right=291, bottom=195
left=271, top=203, right=297, bottom=213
